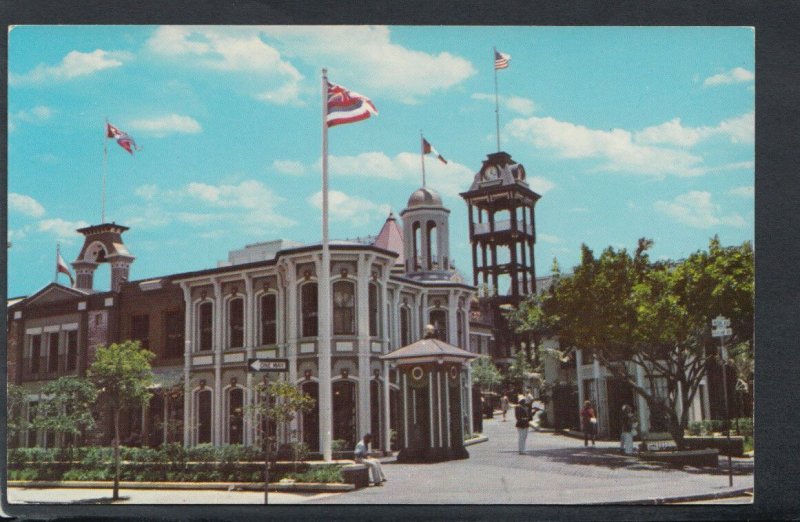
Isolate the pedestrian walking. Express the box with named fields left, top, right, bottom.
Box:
left=620, top=404, right=636, bottom=455
left=515, top=396, right=531, bottom=454
left=530, top=399, right=545, bottom=431
left=580, top=400, right=597, bottom=447
left=500, top=394, right=510, bottom=422
left=354, top=433, right=386, bottom=486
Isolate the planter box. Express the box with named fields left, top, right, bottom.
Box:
left=639, top=448, right=719, bottom=468
left=683, top=436, right=745, bottom=457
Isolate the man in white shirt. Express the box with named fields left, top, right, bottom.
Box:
left=354, top=433, right=386, bottom=486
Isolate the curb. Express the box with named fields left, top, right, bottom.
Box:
left=7, top=480, right=354, bottom=493
left=594, top=487, right=754, bottom=505
left=464, top=436, right=489, bottom=447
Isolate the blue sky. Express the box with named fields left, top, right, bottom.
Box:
left=7, top=25, right=754, bottom=297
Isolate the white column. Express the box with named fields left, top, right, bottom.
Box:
left=383, top=361, right=391, bottom=451
left=315, top=255, right=333, bottom=461
left=211, top=278, right=223, bottom=446
left=437, top=369, right=443, bottom=447
left=445, top=369, right=451, bottom=448
left=243, top=275, right=254, bottom=446
left=392, top=289, right=401, bottom=349
left=428, top=371, right=434, bottom=447
left=635, top=358, right=649, bottom=433
left=402, top=372, right=409, bottom=447
left=356, top=254, right=371, bottom=443
left=284, top=264, right=299, bottom=437
left=380, top=271, right=389, bottom=352
left=447, top=290, right=458, bottom=345
left=180, top=283, right=192, bottom=446
left=576, top=348, right=585, bottom=415
left=465, top=363, right=474, bottom=436
left=420, top=290, right=429, bottom=335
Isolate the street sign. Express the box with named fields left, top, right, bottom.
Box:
left=248, top=358, right=289, bottom=372
left=711, top=327, right=732, bottom=338
left=711, top=315, right=730, bottom=328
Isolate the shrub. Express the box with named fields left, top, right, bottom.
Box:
left=287, top=464, right=343, bottom=484
left=331, top=439, right=349, bottom=451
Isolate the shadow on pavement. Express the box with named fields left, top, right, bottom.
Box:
left=26, top=496, right=129, bottom=504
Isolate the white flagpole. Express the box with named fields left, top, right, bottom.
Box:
left=493, top=47, right=501, bottom=152
left=102, top=118, right=108, bottom=223
left=319, top=68, right=333, bottom=462
left=420, top=131, right=427, bottom=188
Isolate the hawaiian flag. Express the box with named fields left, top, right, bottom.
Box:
left=494, top=50, right=510, bottom=70
left=57, top=252, right=74, bottom=287
left=422, top=137, right=448, bottom=164
left=106, top=122, right=141, bottom=155
left=326, top=82, right=378, bottom=127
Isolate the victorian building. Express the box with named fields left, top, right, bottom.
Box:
left=7, top=186, right=476, bottom=458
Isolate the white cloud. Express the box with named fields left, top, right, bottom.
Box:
left=9, top=105, right=54, bottom=131
left=527, top=176, right=555, bottom=195
left=145, top=26, right=305, bottom=106
left=506, top=116, right=705, bottom=177
left=472, top=92, right=536, bottom=115
left=134, top=184, right=159, bottom=200
left=185, top=180, right=296, bottom=228
left=635, top=112, right=754, bottom=147
left=654, top=191, right=747, bottom=229
left=37, top=218, right=91, bottom=242
left=128, top=114, right=202, bottom=137
left=272, top=159, right=305, bottom=176
left=8, top=193, right=46, bottom=218
left=308, top=190, right=391, bottom=225
left=703, top=67, right=754, bottom=87
left=728, top=185, right=754, bottom=198
left=322, top=151, right=475, bottom=200
left=538, top=233, right=562, bottom=244
left=262, top=26, right=475, bottom=104
left=10, top=49, right=129, bottom=85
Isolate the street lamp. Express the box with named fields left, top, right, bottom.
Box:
left=711, top=315, right=733, bottom=488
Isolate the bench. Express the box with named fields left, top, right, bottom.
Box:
left=639, top=432, right=677, bottom=452
left=341, top=464, right=370, bottom=489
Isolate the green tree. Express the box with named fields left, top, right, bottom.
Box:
left=34, top=376, right=98, bottom=450
left=7, top=383, right=29, bottom=447
left=516, top=238, right=753, bottom=449
left=246, top=378, right=315, bottom=504
left=506, top=348, right=534, bottom=392
left=87, top=340, right=154, bottom=500
left=471, top=356, right=503, bottom=391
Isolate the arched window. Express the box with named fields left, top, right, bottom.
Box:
left=427, top=221, right=438, bottom=269
left=429, top=309, right=447, bottom=342
left=260, top=293, right=277, bottom=345
left=332, top=281, right=355, bottom=335
left=413, top=222, right=422, bottom=270
left=228, top=298, right=244, bottom=349
left=301, top=283, right=318, bottom=338
left=400, top=306, right=411, bottom=346
left=227, top=387, right=244, bottom=445
left=197, top=389, right=212, bottom=444
left=198, top=302, right=213, bottom=351
left=368, top=283, right=379, bottom=337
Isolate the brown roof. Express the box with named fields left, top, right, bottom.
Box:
left=381, top=337, right=478, bottom=361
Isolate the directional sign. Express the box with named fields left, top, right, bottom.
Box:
left=711, top=315, right=731, bottom=328
left=248, top=358, right=289, bottom=372
left=711, top=327, right=732, bottom=338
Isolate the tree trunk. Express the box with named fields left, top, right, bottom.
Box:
left=113, top=408, right=120, bottom=500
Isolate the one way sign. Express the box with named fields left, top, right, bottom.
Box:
left=248, top=358, right=289, bottom=372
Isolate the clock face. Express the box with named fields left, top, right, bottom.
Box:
left=483, top=165, right=499, bottom=181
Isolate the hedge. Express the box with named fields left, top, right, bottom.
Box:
left=687, top=417, right=753, bottom=437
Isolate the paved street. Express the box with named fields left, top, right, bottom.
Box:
left=6, top=415, right=753, bottom=505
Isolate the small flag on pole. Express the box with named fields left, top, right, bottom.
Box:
left=57, top=251, right=74, bottom=287
left=326, top=82, right=378, bottom=127
left=494, top=50, right=510, bottom=70
left=106, top=122, right=141, bottom=155
left=422, top=137, right=448, bottom=164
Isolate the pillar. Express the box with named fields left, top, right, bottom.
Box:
left=180, top=283, right=192, bottom=446
left=211, top=278, right=223, bottom=446
left=244, top=275, right=254, bottom=446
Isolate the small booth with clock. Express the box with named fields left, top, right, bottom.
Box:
left=381, top=328, right=478, bottom=463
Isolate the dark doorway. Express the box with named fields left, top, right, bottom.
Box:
left=390, top=387, right=400, bottom=448
left=147, top=392, right=164, bottom=447
left=606, top=378, right=636, bottom=439
left=370, top=380, right=381, bottom=449
left=301, top=381, right=319, bottom=452
left=552, top=383, right=579, bottom=431
left=333, top=380, right=357, bottom=448
left=409, top=384, right=430, bottom=449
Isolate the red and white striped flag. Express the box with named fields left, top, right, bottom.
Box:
left=57, top=252, right=74, bottom=287
left=422, top=137, right=448, bottom=164
left=495, top=50, right=510, bottom=70
left=326, top=82, right=378, bottom=127
left=106, top=121, right=141, bottom=155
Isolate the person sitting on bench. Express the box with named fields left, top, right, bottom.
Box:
left=354, top=433, right=386, bottom=486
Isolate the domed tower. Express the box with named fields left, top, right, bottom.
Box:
left=460, top=151, right=540, bottom=305
left=400, top=187, right=451, bottom=277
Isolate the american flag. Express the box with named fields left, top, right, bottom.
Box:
left=495, top=50, right=510, bottom=70
left=326, top=82, right=378, bottom=127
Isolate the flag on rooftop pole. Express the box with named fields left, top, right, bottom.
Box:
left=102, top=120, right=141, bottom=223
left=493, top=48, right=511, bottom=151
left=422, top=137, right=448, bottom=165
left=321, top=71, right=377, bottom=462
left=56, top=244, right=74, bottom=287
left=494, top=49, right=510, bottom=70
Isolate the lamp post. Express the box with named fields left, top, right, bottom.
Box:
left=711, top=315, right=733, bottom=487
